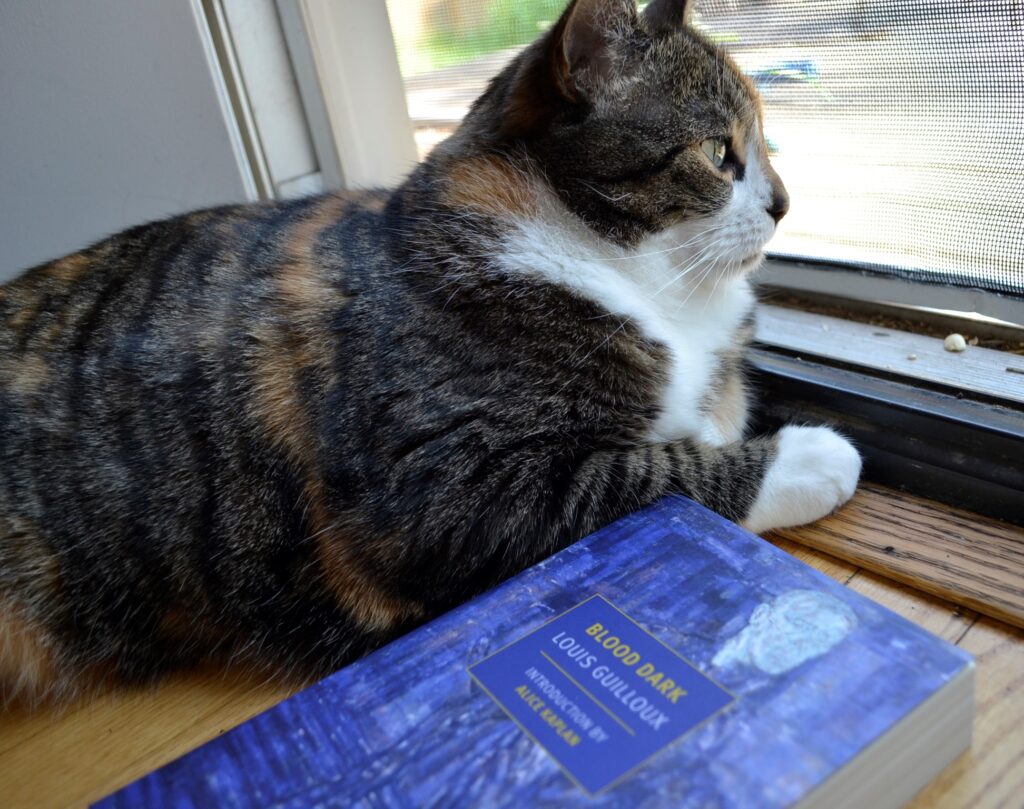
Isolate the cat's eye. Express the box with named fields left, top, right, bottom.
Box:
left=701, top=138, right=728, bottom=169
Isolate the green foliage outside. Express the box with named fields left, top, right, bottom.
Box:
left=398, top=0, right=567, bottom=76
left=392, top=1, right=737, bottom=77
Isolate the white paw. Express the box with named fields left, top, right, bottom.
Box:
left=742, top=426, right=862, bottom=534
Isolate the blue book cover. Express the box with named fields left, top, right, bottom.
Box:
left=98, top=496, right=973, bottom=808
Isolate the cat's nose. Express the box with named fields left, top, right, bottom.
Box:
left=767, top=186, right=790, bottom=224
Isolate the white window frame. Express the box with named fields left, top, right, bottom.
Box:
left=275, top=0, right=418, bottom=190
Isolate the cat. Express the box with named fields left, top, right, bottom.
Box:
left=0, top=0, right=860, bottom=705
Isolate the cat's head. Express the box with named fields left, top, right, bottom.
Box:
left=459, top=0, right=788, bottom=274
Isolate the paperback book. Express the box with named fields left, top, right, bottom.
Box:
left=99, top=495, right=973, bottom=808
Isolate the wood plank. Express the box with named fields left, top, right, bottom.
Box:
left=906, top=617, right=1024, bottom=809
left=772, top=482, right=1024, bottom=629
left=756, top=304, right=1024, bottom=403
left=766, top=535, right=859, bottom=583
left=846, top=569, right=979, bottom=644
left=0, top=670, right=294, bottom=809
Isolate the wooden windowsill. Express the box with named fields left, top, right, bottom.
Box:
left=1, top=485, right=1021, bottom=808
left=756, top=303, right=1024, bottom=405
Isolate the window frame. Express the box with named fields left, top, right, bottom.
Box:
left=752, top=263, right=1022, bottom=527
left=274, top=0, right=418, bottom=190
left=760, top=258, right=1024, bottom=330
left=749, top=347, right=1024, bottom=526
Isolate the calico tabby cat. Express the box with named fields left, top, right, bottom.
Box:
left=0, top=0, right=860, bottom=704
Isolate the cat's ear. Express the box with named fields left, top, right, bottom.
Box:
left=494, top=0, right=638, bottom=138
left=557, top=0, right=640, bottom=98
left=641, top=0, right=695, bottom=34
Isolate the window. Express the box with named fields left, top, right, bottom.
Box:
left=387, top=0, right=1024, bottom=300
left=386, top=0, right=562, bottom=158
left=698, top=0, right=1023, bottom=298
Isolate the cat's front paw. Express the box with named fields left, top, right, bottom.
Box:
left=742, top=425, right=861, bottom=534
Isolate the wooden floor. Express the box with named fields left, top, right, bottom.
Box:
left=1, top=486, right=1022, bottom=809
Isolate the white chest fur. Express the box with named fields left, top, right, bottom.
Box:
left=498, top=209, right=756, bottom=446
left=640, top=275, right=753, bottom=443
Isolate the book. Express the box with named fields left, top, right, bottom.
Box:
left=98, top=495, right=974, bottom=808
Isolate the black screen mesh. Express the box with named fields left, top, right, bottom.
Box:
left=388, top=1, right=1024, bottom=297
left=696, top=0, right=1024, bottom=297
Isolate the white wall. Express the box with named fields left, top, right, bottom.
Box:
left=0, top=0, right=258, bottom=280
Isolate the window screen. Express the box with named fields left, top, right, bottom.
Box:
left=386, top=1, right=1024, bottom=297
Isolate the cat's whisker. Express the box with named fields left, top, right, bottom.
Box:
left=649, top=245, right=718, bottom=292
left=702, top=261, right=732, bottom=312
left=584, top=224, right=730, bottom=263
left=647, top=236, right=730, bottom=297
left=557, top=317, right=631, bottom=386
left=548, top=223, right=733, bottom=266
left=412, top=221, right=732, bottom=268
left=578, top=181, right=632, bottom=204
left=662, top=233, right=729, bottom=275
left=673, top=256, right=723, bottom=311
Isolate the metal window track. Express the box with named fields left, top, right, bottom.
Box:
left=759, top=258, right=1024, bottom=327
left=749, top=349, right=1024, bottom=526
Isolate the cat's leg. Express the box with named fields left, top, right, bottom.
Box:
left=646, top=427, right=860, bottom=534
left=739, top=425, right=861, bottom=534
left=695, top=365, right=860, bottom=530
left=376, top=426, right=860, bottom=602
left=0, top=511, right=107, bottom=706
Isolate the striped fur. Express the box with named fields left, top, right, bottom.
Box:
left=0, top=0, right=858, bottom=704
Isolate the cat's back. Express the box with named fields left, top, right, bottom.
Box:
left=1, top=190, right=389, bottom=410
left=0, top=189, right=395, bottom=694
left=2, top=190, right=386, bottom=352
left=0, top=190, right=387, bottom=531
